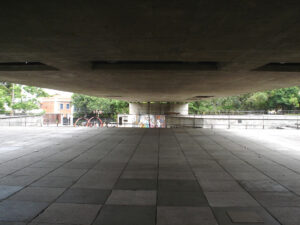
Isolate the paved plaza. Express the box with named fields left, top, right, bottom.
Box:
left=0, top=127, right=300, bottom=225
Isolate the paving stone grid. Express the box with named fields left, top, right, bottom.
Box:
left=0, top=127, right=299, bottom=225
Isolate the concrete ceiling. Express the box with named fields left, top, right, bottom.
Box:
left=1, top=1, right=300, bottom=102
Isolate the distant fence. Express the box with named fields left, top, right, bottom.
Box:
left=118, top=113, right=300, bottom=129
left=166, top=114, right=300, bottom=129
left=0, top=114, right=112, bottom=127
left=191, top=110, right=300, bottom=115
left=1, top=111, right=300, bottom=129
left=0, top=115, right=43, bottom=127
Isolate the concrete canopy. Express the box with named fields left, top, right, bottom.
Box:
left=1, top=1, right=300, bottom=101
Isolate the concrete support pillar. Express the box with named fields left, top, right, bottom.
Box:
left=129, top=102, right=188, bottom=115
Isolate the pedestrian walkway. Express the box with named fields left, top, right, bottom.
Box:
left=0, top=127, right=299, bottom=225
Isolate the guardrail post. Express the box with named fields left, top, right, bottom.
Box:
left=262, top=115, right=265, bottom=129
left=297, top=115, right=299, bottom=130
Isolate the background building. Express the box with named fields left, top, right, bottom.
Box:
left=39, top=95, right=73, bottom=125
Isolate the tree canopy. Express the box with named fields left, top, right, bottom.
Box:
left=72, top=93, right=128, bottom=118
left=189, top=86, right=300, bottom=114
left=2, top=82, right=299, bottom=116
left=0, top=82, right=49, bottom=114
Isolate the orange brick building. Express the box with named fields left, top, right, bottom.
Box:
left=39, top=95, right=73, bottom=125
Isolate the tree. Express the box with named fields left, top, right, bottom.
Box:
left=23, top=86, right=49, bottom=98
left=244, top=92, right=268, bottom=110
left=72, top=94, right=129, bottom=119
left=189, top=101, right=214, bottom=114
left=267, top=87, right=300, bottom=110
left=0, top=82, right=49, bottom=114
left=188, top=86, right=300, bottom=114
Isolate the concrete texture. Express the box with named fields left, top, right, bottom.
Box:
left=0, top=127, right=300, bottom=224
left=129, top=102, right=189, bottom=115
left=1, top=2, right=300, bottom=101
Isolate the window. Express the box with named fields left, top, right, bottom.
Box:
left=60, top=104, right=63, bottom=110
left=66, top=104, right=70, bottom=109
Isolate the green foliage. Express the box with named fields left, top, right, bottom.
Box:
left=0, top=82, right=48, bottom=113
left=189, top=96, right=244, bottom=114
left=267, top=87, right=300, bottom=110
left=189, top=86, right=300, bottom=114
left=0, top=82, right=12, bottom=113
left=12, top=99, right=39, bottom=111
left=244, top=92, right=268, bottom=110
left=72, top=94, right=129, bottom=119
left=23, top=86, right=49, bottom=97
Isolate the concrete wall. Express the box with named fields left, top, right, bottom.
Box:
left=129, top=102, right=188, bottom=115
left=166, top=116, right=204, bottom=128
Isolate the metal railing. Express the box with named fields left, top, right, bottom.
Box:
left=117, top=113, right=300, bottom=129
left=1, top=111, right=299, bottom=129
left=166, top=114, right=299, bottom=129
left=0, top=115, right=43, bottom=127
left=190, top=110, right=300, bottom=115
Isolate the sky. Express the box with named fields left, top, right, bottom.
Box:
left=43, top=88, right=73, bottom=97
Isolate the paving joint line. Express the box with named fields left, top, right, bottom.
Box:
left=189, top=128, right=284, bottom=225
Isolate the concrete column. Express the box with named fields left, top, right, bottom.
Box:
left=169, top=102, right=189, bottom=115
left=129, top=102, right=188, bottom=115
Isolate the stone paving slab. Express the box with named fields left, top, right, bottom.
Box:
left=56, top=188, right=111, bottom=204
left=157, top=206, right=217, bottom=225
left=47, top=168, right=87, bottom=178
left=199, top=180, right=245, bottom=192
left=30, top=176, right=77, bottom=188
left=0, top=185, right=22, bottom=200
left=251, top=192, right=300, bottom=207
left=205, top=192, right=260, bottom=207
left=0, top=175, right=40, bottom=186
left=1, top=127, right=300, bottom=224
left=240, top=180, right=289, bottom=192
left=195, top=171, right=234, bottom=181
left=158, top=191, right=208, bottom=206
left=113, top=178, right=157, bottom=190
left=0, top=222, right=26, bottom=225
left=158, top=171, right=195, bottom=180
left=93, top=205, right=156, bottom=225
left=8, top=187, right=65, bottom=202
left=121, top=169, right=157, bottom=179
left=212, top=207, right=281, bottom=225
left=13, top=167, right=53, bottom=176
left=158, top=180, right=201, bottom=192
left=106, top=190, right=156, bottom=206
left=268, top=207, right=300, bottom=225
left=0, top=200, right=48, bottom=222
left=32, top=203, right=101, bottom=224
left=227, top=210, right=264, bottom=223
